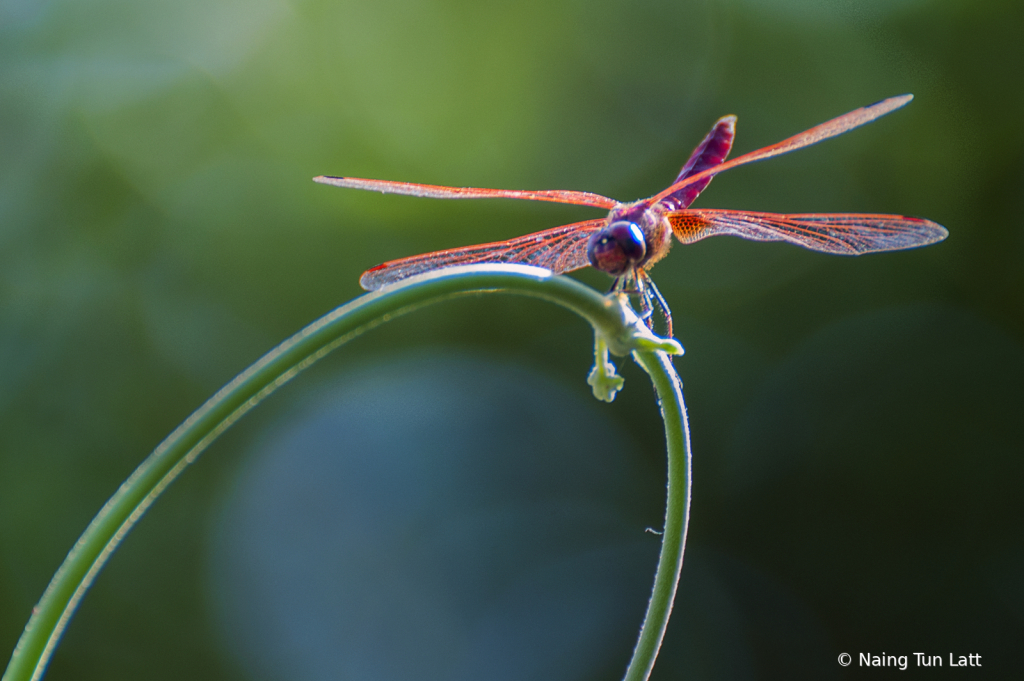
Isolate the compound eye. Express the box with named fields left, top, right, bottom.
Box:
left=587, top=221, right=647, bottom=276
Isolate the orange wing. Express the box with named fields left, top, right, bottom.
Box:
left=651, top=95, right=914, bottom=207
left=359, top=218, right=606, bottom=290
left=667, top=209, right=948, bottom=255
left=315, top=176, right=618, bottom=209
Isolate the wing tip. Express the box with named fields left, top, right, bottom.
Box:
left=871, top=217, right=948, bottom=254
left=313, top=175, right=346, bottom=186
left=923, top=219, right=949, bottom=244
left=870, top=93, right=914, bottom=113
left=905, top=215, right=948, bottom=242
left=853, top=216, right=947, bottom=254
left=359, top=267, right=385, bottom=291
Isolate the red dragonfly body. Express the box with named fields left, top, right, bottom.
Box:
left=316, top=95, right=946, bottom=333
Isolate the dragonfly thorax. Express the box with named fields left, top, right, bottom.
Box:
left=587, top=220, right=647, bottom=276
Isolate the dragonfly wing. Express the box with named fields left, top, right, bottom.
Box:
left=315, top=176, right=618, bottom=209
left=652, top=94, right=914, bottom=205
left=659, top=115, right=737, bottom=211
left=359, top=218, right=607, bottom=291
left=667, top=209, right=948, bottom=255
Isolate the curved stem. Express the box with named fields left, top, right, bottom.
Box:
left=2, top=264, right=689, bottom=681
left=623, top=350, right=692, bottom=681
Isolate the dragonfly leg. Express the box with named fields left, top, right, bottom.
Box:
left=638, top=270, right=673, bottom=339
left=609, top=274, right=640, bottom=298
left=609, top=273, right=658, bottom=329
left=633, top=272, right=655, bottom=329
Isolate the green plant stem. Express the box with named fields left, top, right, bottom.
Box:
left=623, top=350, right=692, bottom=681
left=3, top=264, right=690, bottom=681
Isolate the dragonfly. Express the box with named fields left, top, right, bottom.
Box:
left=316, top=94, right=947, bottom=337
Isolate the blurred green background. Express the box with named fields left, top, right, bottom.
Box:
left=2, top=0, right=1022, bottom=679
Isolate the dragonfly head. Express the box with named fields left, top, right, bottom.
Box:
left=587, top=220, right=647, bottom=276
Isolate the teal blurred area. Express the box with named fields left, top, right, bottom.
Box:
left=208, top=355, right=660, bottom=681
left=1, top=0, right=1022, bottom=679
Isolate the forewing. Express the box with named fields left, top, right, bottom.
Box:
left=660, top=115, right=736, bottom=211
left=359, top=219, right=606, bottom=290
left=667, top=209, right=948, bottom=255
left=652, top=94, right=914, bottom=205
left=315, top=176, right=618, bottom=209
